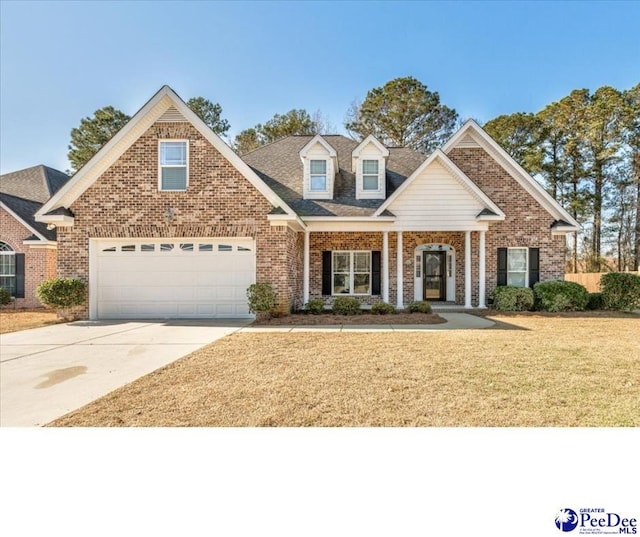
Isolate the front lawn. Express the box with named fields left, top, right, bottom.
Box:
left=0, top=309, right=63, bottom=334
left=50, top=313, right=640, bottom=427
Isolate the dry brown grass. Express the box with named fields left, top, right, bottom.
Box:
left=258, top=312, right=446, bottom=325
left=50, top=313, right=640, bottom=427
left=0, top=309, right=62, bottom=334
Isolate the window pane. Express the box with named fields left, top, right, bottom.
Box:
left=310, top=160, right=326, bottom=174
left=508, top=249, right=527, bottom=271
left=354, top=252, right=370, bottom=272
left=333, top=274, right=350, bottom=294
left=333, top=253, right=349, bottom=272
left=353, top=273, right=370, bottom=294
left=160, top=244, right=174, bottom=251
left=161, top=142, right=186, bottom=165
left=161, top=167, right=187, bottom=190
left=199, top=244, right=213, bottom=252
left=102, top=247, right=116, bottom=252
left=507, top=272, right=526, bottom=287
left=237, top=246, right=251, bottom=252
left=310, top=175, right=326, bottom=191
left=363, top=175, right=378, bottom=190
left=362, top=160, right=378, bottom=174
left=0, top=276, right=15, bottom=295
left=141, top=244, right=155, bottom=252
left=0, top=255, right=15, bottom=275
left=180, top=243, right=194, bottom=251
left=218, top=244, right=233, bottom=252
left=121, top=245, right=135, bottom=252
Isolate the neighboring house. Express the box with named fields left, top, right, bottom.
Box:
left=35, top=86, right=578, bottom=320
left=0, top=165, right=70, bottom=307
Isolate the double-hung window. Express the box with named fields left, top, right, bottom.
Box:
left=362, top=159, right=379, bottom=191
left=332, top=251, right=371, bottom=295
left=0, top=242, right=15, bottom=295
left=507, top=248, right=528, bottom=287
left=309, top=160, right=327, bottom=191
left=159, top=140, right=188, bottom=191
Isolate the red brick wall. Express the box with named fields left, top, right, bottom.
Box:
left=59, top=121, right=299, bottom=317
left=0, top=207, right=56, bottom=308
left=448, top=147, right=566, bottom=302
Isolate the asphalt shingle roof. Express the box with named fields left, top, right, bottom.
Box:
left=242, top=135, right=425, bottom=217
left=0, top=165, right=70, bottom=241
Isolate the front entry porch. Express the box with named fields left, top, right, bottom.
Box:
left=301, top=229, right=488, bottom=309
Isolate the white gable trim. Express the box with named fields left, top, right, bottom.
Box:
left=442, top=120, right=579, bottom=229
left=374, top=149, right=505, bottom=219
left=0, top=201, right=48, bottom=242
left=36, top=86, right=303, bottom=227
left=299, top=134, right=337, bottom=158
left=352, top=135, right=389, bottom=158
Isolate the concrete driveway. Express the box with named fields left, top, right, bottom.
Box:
left=0, top=319, right=249, bottom=426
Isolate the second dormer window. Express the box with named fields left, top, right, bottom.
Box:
left=310, top=160, right=327, bottom=191
left=362, top=160, right=379, bottom=190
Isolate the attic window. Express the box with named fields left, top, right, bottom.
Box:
left=309, top=160, right=327, bottom=191
left=159, top=140, right=188, bottom=191
left=362, top=160, right=379, bottom=190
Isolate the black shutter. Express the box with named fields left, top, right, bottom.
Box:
left=371, top=251, right=381, bottom=296
left=322, top=251, right=332, bottom=296
left=528, top=248, right=540, bottom=287
left=15, top=253, right=25, bottom=298
left=497, top=248, right=507, bottom=286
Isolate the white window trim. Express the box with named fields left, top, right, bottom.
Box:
left=158, top=139, right=189, bottom=191
left=332, top=250, right=372, bottom=296
left=362, top=159, right=381, bottom=192
left=309, top=159, right=329, bottom=192
left=507, top=247, right=528, bottom=287
left=0, top=242, right=16, bottom=294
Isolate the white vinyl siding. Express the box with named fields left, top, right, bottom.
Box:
left=507, top=248, right=528, bottom=287
left=159, top=140, right=188, bottom=190
left=387, top=161, right=484, bottom=229
left=332, top=251, right=371, bottom=295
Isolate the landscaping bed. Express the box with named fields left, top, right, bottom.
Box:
left=256, top=312, right=446, bottom=325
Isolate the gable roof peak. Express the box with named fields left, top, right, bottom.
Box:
left=299, top=134, right=337, bottom=158
left=352, top=135, right=390, bottom=158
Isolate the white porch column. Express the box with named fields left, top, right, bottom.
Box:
left=396, top=231, right=403, bottom=309
left=464, top=230, right=472, bottom=308
left=478, top=230, right=486, bottom=308
left=382, top=231, right=389, bottom=303
left=303, top=230, right=310, bottom=305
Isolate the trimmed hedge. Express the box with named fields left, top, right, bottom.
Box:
left=407, top=301, right=432, bottom=314
left=304, top=299, right=325, bottom=315
left=600, top=272, right=640, bottom=311
left=332, top=296, right=361, bottom=315
left=36, top=278, right=86, bottom=309
left=371, top=302, right=396, bottom=315
left=0, top=287, right=11, bottom=306
left=490, top=286, right=534, bottom=312
left=586, top=292, right=605, bottom=311
left=246, top=283, right=276, bottom=314
left=533, top=280, right=588, bottom=312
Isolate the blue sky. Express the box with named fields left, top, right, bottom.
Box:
left=1, top=0, right=638, bottom=174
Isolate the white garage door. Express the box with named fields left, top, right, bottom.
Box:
left=92, top=239, right=255, bottom=319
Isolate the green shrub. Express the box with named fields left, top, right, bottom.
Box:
left=600, top=272, right=640, bottom=311
left=246, top=283, right=276, bottom=314
left=408, top=301, right=432, bottom=314
left=0, top=287, right=11, bottom=305
left=305, top=299, right=325, bottom=315
left=371, top=302, right=396, bottom=315
left=36, top=278, right=86, bottom=309
left=491, top=286, right=534, bottom=312
left=586, top=292, right=605, bottom=311
left=533, top=280, right=588, bottom=312
left=332, top=296, right=361, bottom=315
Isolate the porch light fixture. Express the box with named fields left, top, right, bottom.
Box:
left=46, top=223, right=56, bottom=230
left=163, top=206, right=176, bottom=225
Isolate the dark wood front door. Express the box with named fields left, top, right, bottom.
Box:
left=423, top=251, right=446, bottom=301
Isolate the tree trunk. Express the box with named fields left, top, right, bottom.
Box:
left=593, top=162, right=603, bottom=271
left=635, top=163, right=640, bottom=271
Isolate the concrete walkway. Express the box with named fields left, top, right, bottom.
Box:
left=239, top=313, right=494, bottom=332
left=0, top=319, right=249, bottom=427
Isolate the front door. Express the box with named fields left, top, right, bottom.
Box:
left=423, top=251, right=446, bottom=301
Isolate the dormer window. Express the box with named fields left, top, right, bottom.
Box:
left=362, top=160, right=380, bottom=191
left=299, top=135, right=337, bottom=200
left=352, top=135, right=388, bottom=200
left=309, top=160, right=328, bottom=191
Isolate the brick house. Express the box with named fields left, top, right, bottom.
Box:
left=1, top=165, right=70, bottom=307
left=35, top=86, right=578, bottom=320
